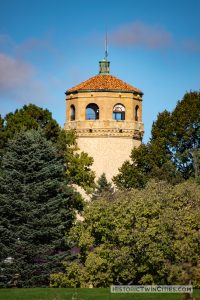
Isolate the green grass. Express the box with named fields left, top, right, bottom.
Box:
left=0, top=288, right=199, bottom=300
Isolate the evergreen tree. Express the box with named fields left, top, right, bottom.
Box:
left=0, top=104, right=95, bottom=191
left=0, top=104, right=61, bottom=168
left=0, top=129, right=83, bottom=287
left=92, top=173, right=114, bottom=200
left=0, top=114, right=6, bottom=165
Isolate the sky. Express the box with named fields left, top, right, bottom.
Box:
left=0, top=0, right=200, bottom=142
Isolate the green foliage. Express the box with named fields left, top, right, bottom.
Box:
left=194, top=149, right=200, bottom=184
left=92, top=173, right=114, bottom=200
left=114, top=92, right=200, bottom=189
left=50, top=262, right=84, bottom=288
left=0, top=129, right=83, bottom=287
left=0, top=104, right=95, bottom=191
left=113, top=155, right=147, bottom=190
left=66, top=151, right=95, bottom=192
left=0, top=114, right=6, bottom=164
left=51, top=180, right=200, bottom=288
left=96, top=173, right=112, bottom=192
left=0, top=104, right=61, bottom=170
left=55, top=128, right=95, bottom=191
left=3, top=104, right=60, bottom=143
left=155, top=92, right=200, bottom=179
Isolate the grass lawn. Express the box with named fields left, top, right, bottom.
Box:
left=0, top=288, right=199, bottom=300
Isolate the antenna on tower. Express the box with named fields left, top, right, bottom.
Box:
left=99, top=30, right=110, bottom=75
left=105, top=31, right=108, bottom=60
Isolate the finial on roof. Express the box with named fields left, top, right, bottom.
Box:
left=105, top=31, right=108, bottom=60
left=99, top=33, right=110, bottom=75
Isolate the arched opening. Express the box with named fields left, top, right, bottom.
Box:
left=70, top=105, right=75, bottom=121
left=135, top=105, right=139, bottom=121
left=86, top=103, right=99, bottom=120
left=113, top=104, right=125, bottom=120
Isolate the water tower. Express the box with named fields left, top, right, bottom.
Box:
left=64, top=54, right=144, bottom=181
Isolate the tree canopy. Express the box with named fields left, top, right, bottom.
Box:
left=92, top=173, right=114, bottom=200
left=50, top=180, right=200, bottom=288
left=0, top=104, right=95, bottom=191
left=2, top=104, right=60, bottom=144
left=114, top=91, right=200, bottom=189
left=0, top=129, right=82, bottom=287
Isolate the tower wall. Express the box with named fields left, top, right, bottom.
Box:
left=65, top=91, right=143, bottom=123
left=77, top=136, right=141, bottom=181
left=65, top=90, right=144, bottom=181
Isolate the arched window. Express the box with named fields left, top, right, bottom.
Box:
left=70, top=105, right=75, bottom=121
left=113, top=104, right=125, bottom=120
left=135, top=105, right=139, bottom=121
left=86, top=103, right=99, bottom=120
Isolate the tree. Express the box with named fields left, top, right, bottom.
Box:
left=0, top=104, right=95, bottom=191
left=92, top=173, right=114, bottom=200
left=3, top=104, right=60, bottom=143
left=0, top=104, right=61, bottom=167
left=113, top=142, right=182, bottom=189
left=0, top=114, right=5, bottom=165
left=114, top=92, right=200, bottom=189
left=66, top=151, right=95, bottom=192
left=151, top=91, right=200, bottom=179
left=0, top=129, right=83, bottom=287
left=56, top=129, right=95, bottom=191
left=50, top=180, right=200, bottom=288
left=193, top=149, right=200, bottom=184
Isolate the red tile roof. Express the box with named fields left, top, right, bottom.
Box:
left=66, top=74, right=143, bottom=94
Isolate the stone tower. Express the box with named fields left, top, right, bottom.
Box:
left=64, top=56, right=144, bottom=181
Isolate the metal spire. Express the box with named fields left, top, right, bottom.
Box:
left=99, top=32, right=110, bottom=75
left=105, top=31, right=108, bottom=60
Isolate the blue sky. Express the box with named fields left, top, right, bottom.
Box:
left=0, top=0, right=200, bottom=142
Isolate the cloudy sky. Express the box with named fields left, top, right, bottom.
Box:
left=0, top=0, right=200, bottom=142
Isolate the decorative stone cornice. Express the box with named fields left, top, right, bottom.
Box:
left=72, top=128, right=143, bottom=140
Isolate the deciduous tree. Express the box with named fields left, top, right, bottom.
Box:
left=50, top=180, right=200, bottom=287
left=114, top=92, right=200, bottom=189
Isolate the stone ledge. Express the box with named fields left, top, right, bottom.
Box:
left=73, top=128, right=143, bottom=139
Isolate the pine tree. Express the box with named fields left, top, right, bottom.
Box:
left=0, top=129, right=82, bottom=287
left=92, top=173, right=114, bottom=200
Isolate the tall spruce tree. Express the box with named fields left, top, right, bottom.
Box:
left=0, top=129, right=82, bottom=287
